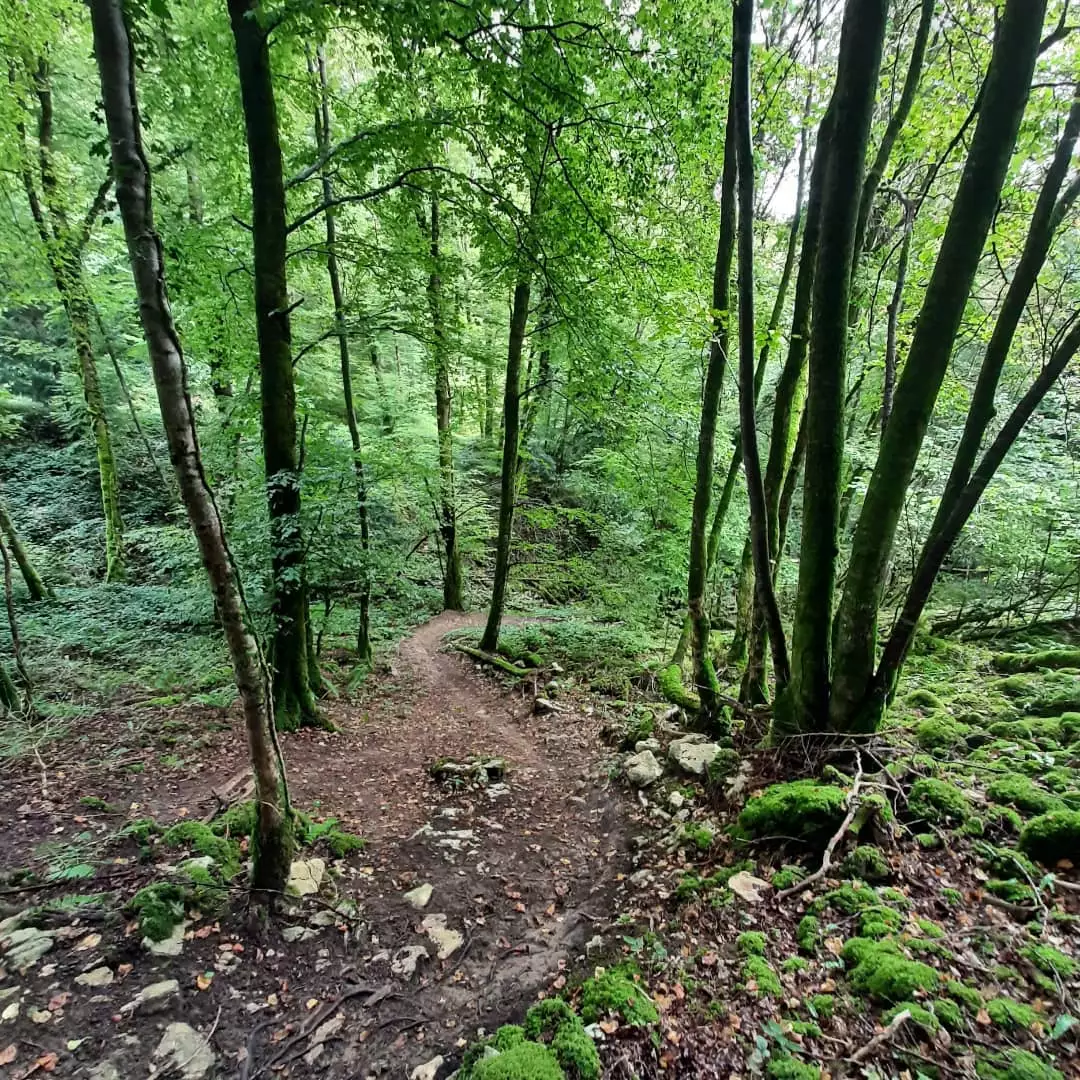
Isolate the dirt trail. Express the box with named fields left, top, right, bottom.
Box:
left=0, top=613, right=638, bottom=1080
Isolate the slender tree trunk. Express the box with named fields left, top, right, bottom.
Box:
left=311, top=47, right=372, bottom=666
left=0, top=497, right=51, bottom=601
left=880, top=205, right=914, bottom=432
left=480, top=279, right=530, bottom=653
left=426, top=192, right=465, bottom=611
left=484, top=349, right=496, bottom=441
left=91, top=0, right=293, bottom=895
left=686, top=81, right=738, bottom=723
left=229, top=0, right=324, bottom=732
left=777, top=0, right=889, bottom=738
left=0, top=534, right=33, bottom=709
left=775, top=409, right=807, bottom=567
left=874, top=315, right=1080, bottom=707
left=0, top=661, right=17, bottom=713
left=369, top=343, right=395, bottom=435
left=732, top=0, right=789, bottom=697
left=829, top=0, right=1047, bottom=732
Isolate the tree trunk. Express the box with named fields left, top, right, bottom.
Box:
left=874, top=315, right=1080, bottom=709
left=368, top=343, right=395, bottom=435
left=732, top=0, right=790, bottom=695
left=686, top=80, right=738, bottom=723
left=228, top=0, right=323, bottom=732
left=484, top=348, right=496, bottom=441
left=90, top=0, right=293, bottom=895
left=880, top=204, right=914, bottom=432
left=0, top=496, right=51, bottom=601
left=777, top=0, right=889, bottom=738
left=313, top=47, right=372, bottom=666
left=426, top=191, right=465, bottom=611
left=480, top=279, right=530, bottom=653
left=829, top=0, right=1047, bottom=732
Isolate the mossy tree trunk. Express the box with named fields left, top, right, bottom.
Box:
left=426, top=191, right=465, bottom=611
left=312, top=47, right=373, bottom=666
left=0, top=496, right=51, bottom=601
left=829, top=0, right=1047, bottom=733
left=686, top=81, right=737, bottom=723
left=17, top=60, right=125, bottom=583
left=90, top=0, right=293, bottom=895
left=732, top=0, right=789, bottom=697
left=776, top=0, right=889, bottom=738
left=480, top=277, right=531, bottom=654
left=229, top=0, right=325, bottom=732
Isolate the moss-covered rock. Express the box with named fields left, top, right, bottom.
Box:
left=128, top=882, right=186, bottom=942
left=796, top=915, right=820, bottom=955
left=977, top=1051, right=1062, bottom=1080
left=743, top=955, right=782, bottom=996
left=907, top=777, right=971, bottom=825
left=472, top=1043, right=566, bottom=1080
left=946, top=980, right=983, bottom=1013
left=839, top=845, right=890, bottom=882
left=1020, top=942, right=1077, bottom=979
left=738, top=781, right=847, bottom=844
left=985, top=997, right=1039, bottom=1030
left=905, top=688, right=947, bottom=711
left=842, top=937, right=940, bottom=1003
left=916, top=714, right=970, bottom=752
left=162, top=821, right=241, bottom=877
left=1018, top=808, right=1080, bottom=865
left=579, top=970, right=657, bottom=1027
left=883, top=1001, right=939, bottom=1033
left=987, top=774, right=1062, bottom=815
left=991, top=649, right=1080, bottom=674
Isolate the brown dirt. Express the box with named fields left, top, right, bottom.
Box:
left=0, top=612, right=638, bottom=1079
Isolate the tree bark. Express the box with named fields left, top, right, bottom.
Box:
left=426, top=191, right=465, bottom=611
left=89, top=0, right=292, bottom=893
left=777, top=0, right=889, bottom=738
left=368, top=342, right=395, bottom=435
left=732, top=0, right=790, bottom=694
left=874, top=315, right=1080, bottom=708
left=686, top=81, right=738, bottom=722
left=228, top=0, right=324, bottom=731
left=829, top=0, right=1047, bottom=732
left=0, top=496, right=51, bottom=601
left=312, top=46, right=373, bottom=666
left=880, top=201, right=914, bottom=432
left=480, top=279, right=531, bottom=653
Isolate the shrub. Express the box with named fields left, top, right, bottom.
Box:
left=1017, top=809, right=1080, bottom=865
left=738, top=781, right=847, bottom=844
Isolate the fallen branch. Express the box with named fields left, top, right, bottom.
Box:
left=777, top=751, right=864, bottom=902
left=849, top=1008, right=911, bottom=1064
left=455, top=645, right=529, bottom=678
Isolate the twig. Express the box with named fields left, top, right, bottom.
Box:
left=849, top=1008, right=911, bottom=1063
left=777, top=751, right=864, bottom=901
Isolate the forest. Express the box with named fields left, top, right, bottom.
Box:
left=2, top=0, right=1080, bottom=1076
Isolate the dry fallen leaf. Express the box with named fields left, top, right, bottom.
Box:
left=0, top=1045, right=16, bottom=1066
left=75, top=933, right=101, bottom=951
left=36, top=1052, right=59, bottom=1072
left=196, top=972, right=214, bottom=991
left=976, top=1008, right=991, bottom=1026
left=598, top=1020, right=618, bottom=1034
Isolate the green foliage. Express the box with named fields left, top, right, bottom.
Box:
left=579, top=970, right=658, bottom=1026
left=808, top=994, right=834, bottom=1019
left=738, top=781, right=847, bottom=844
left=680, top=823, right=714, bottom=852
left=1018, top=809, right=1080, bottom=865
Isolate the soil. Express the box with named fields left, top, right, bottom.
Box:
left=0, top=612, right=638, bottom=1079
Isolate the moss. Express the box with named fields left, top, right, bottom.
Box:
left=1058, top=712, right=1080, bottom=745
left=1018, top=809, right=1080, bottom=865
left=680, top=823, right=714, bottom=852
left=976, top=1049, right=1063, bottom=1080
left=796, top=915, right=820, bottom=954
left=812, top=883, right=880, bottom=915
left=743, top=955, right=782, bottom=996
left=737, top=931, right=767, bottom=956
left=933, top=998, right=964, bottom=1031
left=884, top=1001, right=939, bottom=1033
left=298, top=814, right=366, bottom=858
left=859, top=906, right=904, bottom=939
left=706, top=747, right=740, bottom=784
left=808, top=993, right=834, bottom=1020
left=122, top=818, right=162, bottom=844
left=782, top=957, right=809, bottom=974
left=472, top=1043, right=565, bottom=1080
left=842, top=937, right=940, bottom=1003
left=766, top=1057, right=820, bottom=1080
left=579, top=970, right=657, bottom=1027
left=905, top=688, right=947, bottom=711
left=618, top=713, right=654, bottom=750
left=657, top=664, right=700, bottom=712
left=128, top=881, right=186, bottom=942
left=784, top=1019, right=821, bottom=1038
left=1020, top=942, right=1077, bottom=978
left=987, top=774, right=1061, bottom=815
left=212, top=800, right=256, bottom=838
left=946, top=980, right=983, bottom=1013
left=986, top=997, right=1039, bottom=1030
left=916, top=714, right=970, bottom=752
left=985, top=878, right=1035, bottom=904
left=550, top=1024, right=599, bottom=1080
left=992, top=649, right=1080, bottom=674
left=162, top=821, right=240, bottom=876
left=771, top=866, right=805, bottom=890
left=908, top=778, right=971, bottom=824
left=916, top=832, right=941, bottom=849
left=839, top=845, right=890, bottom=882
left=987, top=805, right=1023, bottom=835
left=941, top=887, right=962, bottom=906
left=737, top=781, right=847, bottom=844
left=78, top=796, right=119, bottom=813
left=523, top=999, right=577, bottom=1040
